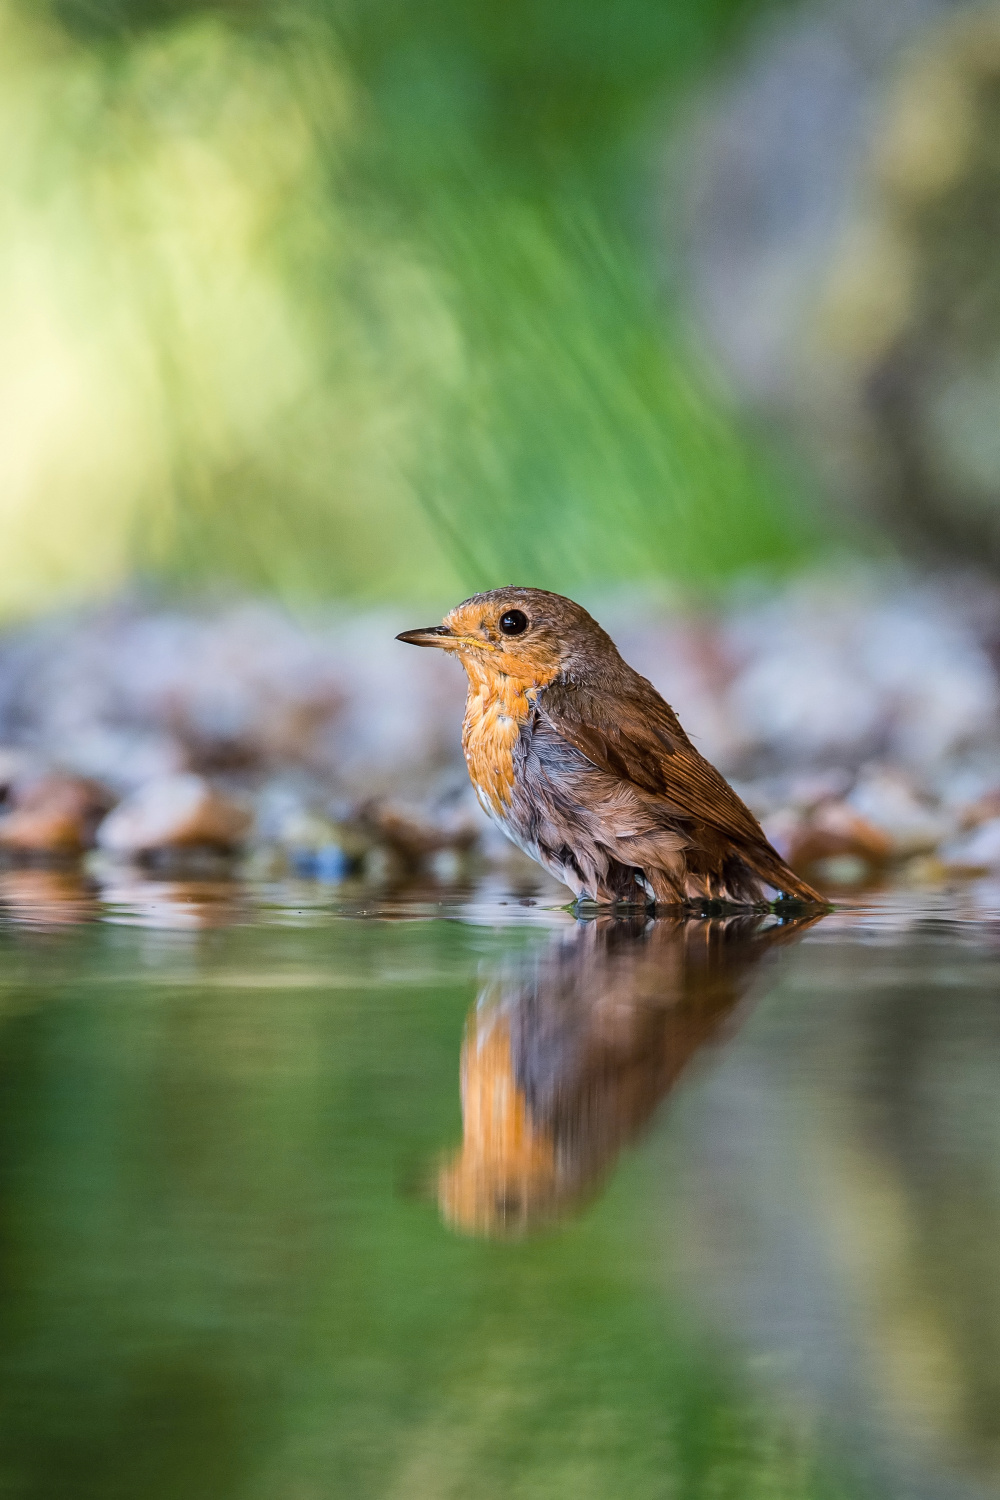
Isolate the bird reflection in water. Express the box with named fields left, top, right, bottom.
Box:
left=439, top=911, right=820, bottom=1236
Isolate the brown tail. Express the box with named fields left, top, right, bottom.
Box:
left=676, top=827, right=826, bottom=908
left=740, top=838, right=826, bottom=906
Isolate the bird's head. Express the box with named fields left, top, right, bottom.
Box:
left=397, top=587, right=616, bottom=687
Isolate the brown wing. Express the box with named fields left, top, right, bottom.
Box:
left=537, top=674, right=823, bottom=904
left=538, top=676, right=765, bottom=845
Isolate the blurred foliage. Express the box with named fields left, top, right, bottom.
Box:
left=0, top=0, right=808, bottom=614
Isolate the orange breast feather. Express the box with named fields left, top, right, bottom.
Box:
left=461, top=671, right=535, bottom=817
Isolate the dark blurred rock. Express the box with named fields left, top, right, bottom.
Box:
left=0, top=748, right=30, bottom=803
left=355, top=798, right=479, bottom=874
left=96, top=773, right=250, bottom=857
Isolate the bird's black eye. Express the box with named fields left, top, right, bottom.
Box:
left=499, top=609, right=528, bottom=637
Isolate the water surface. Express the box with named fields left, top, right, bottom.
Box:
left=0, top=871, right=998, bottom=1499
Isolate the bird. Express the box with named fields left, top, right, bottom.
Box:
left=397, top=587, right=824, bottom=909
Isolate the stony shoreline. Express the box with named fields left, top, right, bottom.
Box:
left=0, top=570, right=998, bottom=897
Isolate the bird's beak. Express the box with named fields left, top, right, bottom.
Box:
left=396, top=624, right=458, bottom=649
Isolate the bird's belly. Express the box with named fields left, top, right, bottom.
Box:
left=467, top=749, right=543, bottom=867
left=470, top=777, right=595, bottom=899
left=477, top=791, right=591, bottom=896
left=474, top=786, right=537, bottom=862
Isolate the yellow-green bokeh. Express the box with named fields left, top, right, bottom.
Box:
left=0, top=0, right=809, bottom=616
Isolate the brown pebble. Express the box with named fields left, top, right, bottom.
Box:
left=356, top=799, right=479, bottom=872
left=788, top=800, right=893, bottom=877
left=0, top=774, right=114, bottom=856
left=959, top=787, right=1000, bottom=830
left=96, top=774, right=251, bottom=856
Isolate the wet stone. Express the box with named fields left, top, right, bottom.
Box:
left=96, top=773, right=251, bottom=858
left=785, top=800, right=894, bottom=884
left=0, top=772, right=114, bottom=858
left=0, top=574, right=993, bottom=884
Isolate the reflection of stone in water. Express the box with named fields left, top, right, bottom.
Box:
left=439, top=912, right=821, bottom=1237
left=0, top=868, right=99, bottom=926
left=98, top=877, right=248, bottom=930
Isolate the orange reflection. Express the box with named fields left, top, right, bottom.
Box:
left=439, top=1014, right=560, bottom=1232
left=97, top=876, right=248, bottom=929
left=0, top=868, right=99, bottom=926
left=439, top=911, right=821, bottom=1236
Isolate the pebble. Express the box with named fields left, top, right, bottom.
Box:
left=786, top=801, right=894, bottom=881
left=96, top=773, right=251, bottom=858
left=940, top=818, right=1000, bottom=874
left=355, top=799, right=479, bottom=873
left=957, top=787, right=1000, bottom=830
left=0, top=572, right=992, bottom=883
left=846, top=767, right=951, bottom=857
left=0, top=772, right=113, bottom=856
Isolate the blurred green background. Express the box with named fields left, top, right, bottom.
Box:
left=0, top=0, right=808, bottom=616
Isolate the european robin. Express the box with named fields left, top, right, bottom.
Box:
left=398, top=587, right=823, bottom=908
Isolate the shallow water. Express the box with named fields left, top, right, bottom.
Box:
left=0, top=870, right=999, bottom=1499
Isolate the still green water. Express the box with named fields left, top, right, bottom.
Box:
left=0, top=872, right=996, bottom=1499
